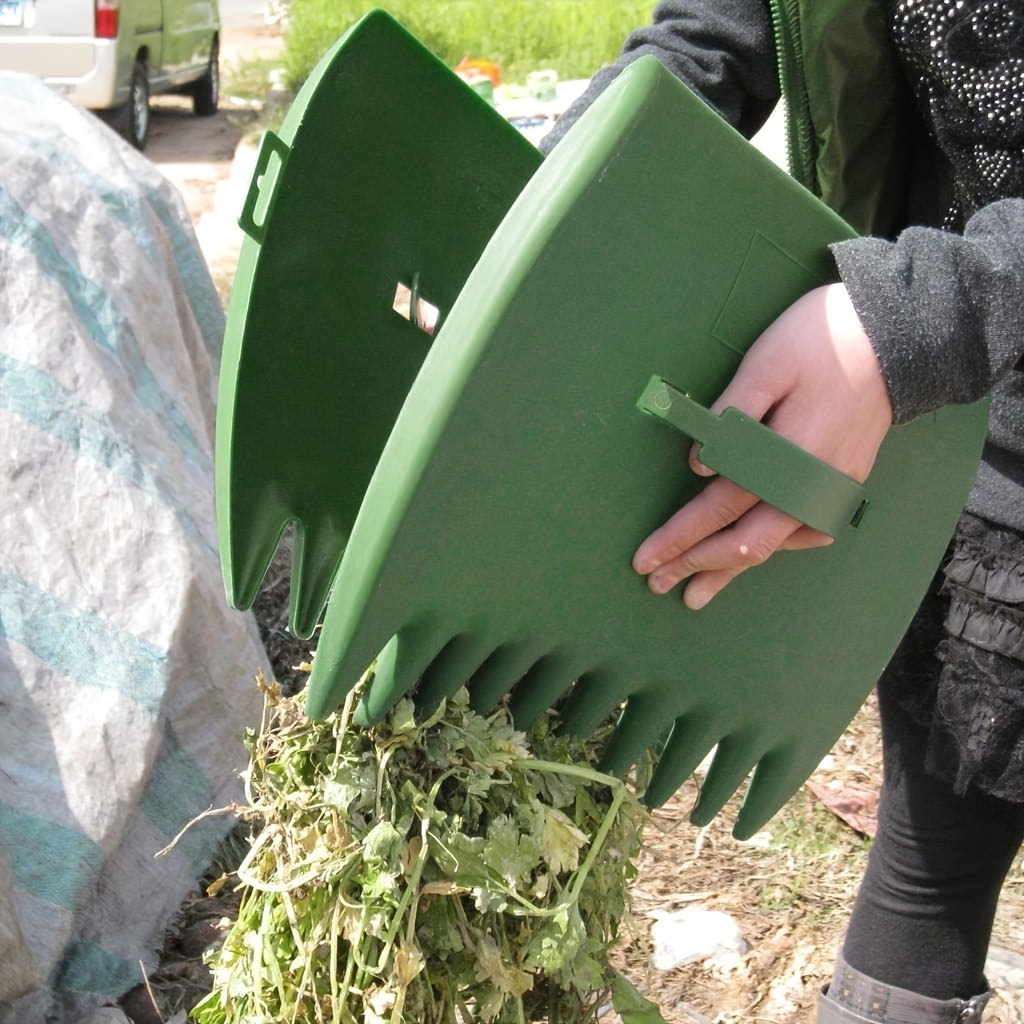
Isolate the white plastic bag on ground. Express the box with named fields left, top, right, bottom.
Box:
left=0, top=74, right=267, bottom=1023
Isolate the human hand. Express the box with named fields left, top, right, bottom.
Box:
left=633, top=283, right=893, bottom=609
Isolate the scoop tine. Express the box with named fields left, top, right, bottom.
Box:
left=640, top=712, right=727, bottom=809
left=508, top=654, right=587, bottom=728
left=353, top=624, right=446, bottom=725
left=216, top=478, right=292, bottom=614
left=556, top=671, right=633, bottom=738
left=288, top=518, right=348, bottom=640
left=467, top=642, right=548, bottom=714
left=689, top=733, right=766, bottom=827
left=414, top=631, right=497, bottom=718
left=598, top=696, right=679, bottom=780
left=733, top=740, right=828, bottom=840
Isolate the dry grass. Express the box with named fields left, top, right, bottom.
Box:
left=606, top=701, right=877, bottom=1024
left=606, top=693, right=1024, bottom=1024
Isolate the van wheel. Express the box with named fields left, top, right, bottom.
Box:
left=191, top=39, right=219, bottom=117
left=109, top=59, right=150, bottom=149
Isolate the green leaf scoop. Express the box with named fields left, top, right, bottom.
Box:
left=216, top=9, right=986, bottom=838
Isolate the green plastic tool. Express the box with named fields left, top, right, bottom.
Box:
left=217, top=10, right=987, bottom=837
left=215, top=9, right=541, bottom=640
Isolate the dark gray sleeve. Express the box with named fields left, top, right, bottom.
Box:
left=831, top=199, right=1024, bottom=424
left=538, top=0, right=779, bottom=154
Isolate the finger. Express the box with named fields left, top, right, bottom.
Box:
left=682, top=566, right=746, bottom=610
left=688, top=441, right=716, bottom=477
left=645, top=501, right=803, bottom=597
left=778, top=524, right=834, bottom=552
left=633, top=476, right=759, bottom=576
left=706, top=342, right=785, bottom=421
left=681, top=519, right=833, bottom=608
left=679, top=524, right=831, bottom=610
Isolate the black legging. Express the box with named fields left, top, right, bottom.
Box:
left=841, top=681, right=1024, bottom=1001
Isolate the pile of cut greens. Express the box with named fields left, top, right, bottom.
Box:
left=193, top=675, right=663, bottom=1024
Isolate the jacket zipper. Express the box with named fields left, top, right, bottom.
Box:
left=767, top=0, right=818, bottom=195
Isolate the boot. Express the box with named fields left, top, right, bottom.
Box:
left=817, top=956, right=991, bottom=1024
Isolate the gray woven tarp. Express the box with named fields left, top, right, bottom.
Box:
left=0, top=74, right=267, bottom=1023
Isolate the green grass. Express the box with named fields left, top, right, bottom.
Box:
left=283, top=0, right=654, bottom=90
left=221, top=54, right=285, bottom=102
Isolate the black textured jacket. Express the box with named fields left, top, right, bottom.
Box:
left=541, top=0, right=1024, bottom=531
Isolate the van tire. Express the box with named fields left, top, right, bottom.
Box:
left=190, top=39, right=219, bottom=116
left=108, top=59, right=150, bottom=150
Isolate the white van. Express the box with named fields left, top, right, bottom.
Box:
left=0, top=0, right=220, bottom=149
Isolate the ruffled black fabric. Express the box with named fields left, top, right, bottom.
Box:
left=880, top=512, right=1024, bottom=801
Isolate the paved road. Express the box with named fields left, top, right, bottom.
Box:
left=220, top=0, right=271, bottom=37
left=220, top=0, right=285, bottom=62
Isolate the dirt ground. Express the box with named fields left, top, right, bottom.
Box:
left=135, top=14, right=1024, bottom=1024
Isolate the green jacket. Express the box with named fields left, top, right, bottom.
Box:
left=770, top=0, right=915, bottom=237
